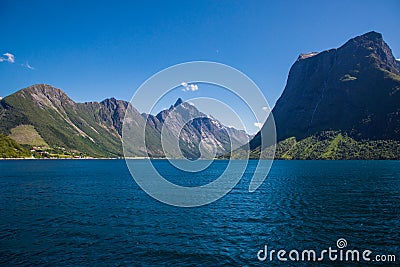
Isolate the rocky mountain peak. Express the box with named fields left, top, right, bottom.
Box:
left=100, top=97, right=128, bottom=109
left=340, top=31, right=399, bottom=74
left=102, top=97, right=117, bottom=103
left=360, top=30, right=382, bottom=40
left=174, top=97, right=184, bottom=107
left=19, top=84, right=69, bottom=99
left=16, top=84, right=75, bottom=109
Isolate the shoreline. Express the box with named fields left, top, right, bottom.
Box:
left=1, top=157, right=399, bottom=161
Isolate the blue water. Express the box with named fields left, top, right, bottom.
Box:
left=0, top=160, right=399, bottom=266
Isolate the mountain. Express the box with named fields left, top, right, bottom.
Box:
left=248, top=31, right=400, bottom=159
left=0, top=84, right=250, bottom=158
left=3, top=32, right=397, bottom=160
left=0, top=84, right=127, bottom=157
left=144, top=98, right=250, bottom=159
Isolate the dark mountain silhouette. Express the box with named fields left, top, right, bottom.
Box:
left=247, top=31, right=400, bottom=159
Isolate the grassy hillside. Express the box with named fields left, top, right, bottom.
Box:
left=8, top=125, right=49, bottom=147
left=0, top=134, right=32, bottom=158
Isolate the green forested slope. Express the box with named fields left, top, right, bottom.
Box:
left=0, top=134, right=31, bottom=158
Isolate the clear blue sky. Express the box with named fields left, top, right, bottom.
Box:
left=1, top=0, right=399, bottom=133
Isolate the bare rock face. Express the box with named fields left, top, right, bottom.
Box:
left=146, top=99, right=251, bottom=159
left=18, top=84, right=76, bottom=111
left=250, top=31, right=400, bottom=152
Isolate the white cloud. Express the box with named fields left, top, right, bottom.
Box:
left=22, top=62, right=35, bottom=70
left=262, top=106, right=270, bottom=112
left=3, top=53, right=15, bottom=63
left=181, top=82, right=199, bottom=92
left=0, top=52, right=34, bottom=70
left=190, top=84, right=198, bottom=91
left=0, top=52, right=15, bottom=63
left=396, top=58, right=400, bottom=61
left=254, top=122, right=263, bottom=129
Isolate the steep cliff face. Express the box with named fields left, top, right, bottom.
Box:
left=78, top=98, right=129, bottom=137
left=255, top=31, right=400, bottom=149
left=244, top=31, right=400, bottom=159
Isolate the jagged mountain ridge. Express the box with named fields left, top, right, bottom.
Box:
left=0, top=84, right=250, bottom=158
left=145, top=98, right=250, bottom=158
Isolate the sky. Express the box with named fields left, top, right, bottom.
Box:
left=0, top=0, right=399, bottom=134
